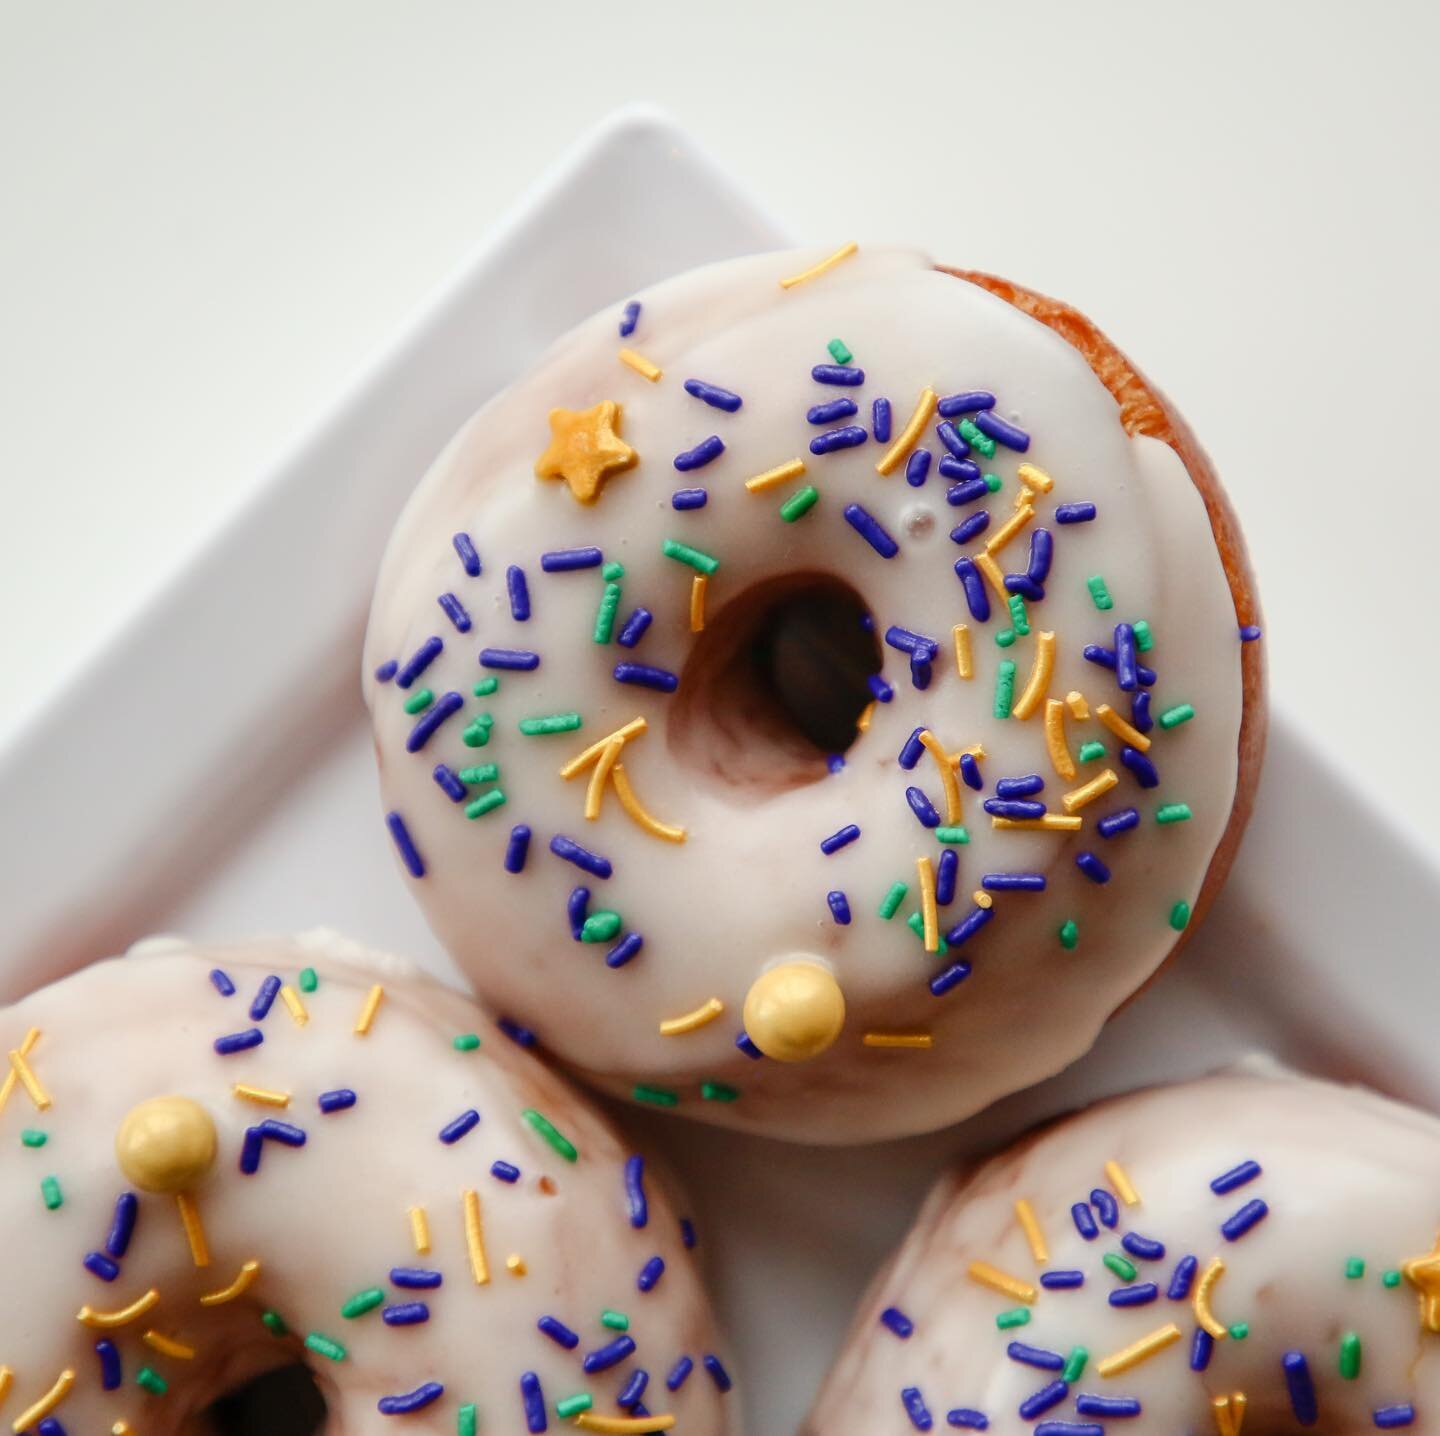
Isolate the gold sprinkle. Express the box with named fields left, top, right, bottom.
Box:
left=353, top=984, right=384, bottom=1036
left=659, top=997, right=726, bottom=1037
left=0, top=1028, right=39, bottom=1114
left=917, top=730, right=962, bottom=826
left=409, top=1205, right=431, bottom=1255
left=973, top=890, right=994, bottom=909
left=200, top=1259, right=261, bottom=1307
left=953, top=624, right=973, bottom=680
left=463, top=1189, right=489, bottom=1286
left=560, top=717, right=647, bottom=779
left=112, top=1424, right=134, bottom=1436
left=876, top=386, right=939, bottom=476
left=1105, top=1159, right=1140, bottom=1205
left=575, top=1414, right=677, bottom=1434
left=1062, top=769, right=1119, bottom=814
left=862, top=1032, right=934, bottom=1050
left=992, top=814, right=1082, bottom=832
left=506, top=1253, right=527, bottom=1276
left=585, top=739, right=623, bottom=821
left=917, top=855, right=939, bottom=954
left=1044, top=699, right=1077, bottom=781
left=610, top=764, right=687, bottom=843
left=78, top=1289, right=161, bottom=1329
left=1096, top=1322, right=1183, bottom=1377
left=233, top=1084, right=290, bottom=1108
left=176, top=1192, right=210, bottom=1268
left=1010, top=631, right=1055, bottom=720
left=1213, top=1392, right=1248, bottom=1436
left=10, top=1368, right=74, bottom=1434
left=142, top=1330, right=195, bottom=1360
left=856, top=700, right=876, bottom=734
left=1193, top=1256, right=1230, bottom=1339
left=745, top=458, right=806, bottom=493
left=779, top=241, right=858, bottom=290
left=984, top=502, right=1035, bottom=557
left=0, top=1368, right=10, bottom=1406
left=1096, top=704, right=1151, bottom=754
left=973, top=551, right=1010, bottom=607
left=1066, top=690, right=1090, bottom=720
left=1016, top=462, right=1055, bottom=495
left=1015, top=1199, right=1049, bottom=1264
left=279, top=985, right=308, bottom=1027
left=617, top=348, right=662, bottom=382
left=689, top=573, right=708, bottom=633
left=967, top=1260, right=1036, bottom=1304
left=6, top=1044, right=51, bottom=1112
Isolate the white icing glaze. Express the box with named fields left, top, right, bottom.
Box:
left=804, top=1067, right=1440, bottom=1434
left=0, top=939, right=738, bottom=1434
left=363, top=245, right=1246, bottom=1142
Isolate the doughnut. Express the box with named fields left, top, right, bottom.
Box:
left=362, top=243, right=1265, bottom=1143
left=805, top=1063, right=1440, bottom=1433
left=0, top=932, right=737, bottom=1435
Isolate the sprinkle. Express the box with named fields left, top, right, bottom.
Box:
left=1091, top=1188, right=1120, bottom=1227
left=746, top=457, right=807, bottom=492
left=863, top=1032, right=934, bottom=1049
left=461, top=714, right=493, bottom=747
left=278, top=986, right=308, bottom=1027
left=974, top=410, right=1029, bottom=451
left=1096, top=808, right=1140, bottom=839
left=550, top=834, right=614, bottom=879
left=638, top=1255, right=667, bottom=1291
left=20, top=1127, right=46, bottom=1147
left=985, top=505, right=1036, bottom=560
left=490, top=1160, right=519, bottom=1182
left=1340, top=1331, right=1362, bottom=1380
left=379, top=1383, right=444, bottom=1415
left=1105, top=1253, right=1138, bottom=1282
left=7, top=1044, right=51, bottom=1111
left=934, top=391, right=992, bottom=417
left=689, top=574, right=708, bottom=632
left=1278, top=1351, right=1319, bottom=1427
left=613, top=661, right=679, bottom=693
left=659, top=998, right=725, bottom=1037
left=9, top=1369, right=75, bottom=1432
left=994, top=660, right=1017, bottom=719
left=1221, top=1199, right=1269, bottom=1240
left=1104, top=1161, right=1140, bottom=1206
left=408, top=1206, right=431, bottom=1254
left=876, top=387, right=939, bottom=476
left=460, top=1189, right=490, bottom=1285
left=968, top=1261, right=1038, bottom=1304
left=811, top=424, right=868, bottom=455
left=1158, top=703, right=1196, bottom=732
left=929, top=962, right=972, bottom=996
left=575, top=1418, right=677, bottom=1435
left=982, top=872, right=1046, bottom=892
left=1191, top=1328, right=1215, bottom=1371
left=808, top=398, right=858, bottom=425
left=955, top=418, right=995, bottom=458
left=1193, top=1257, right=1230, bottom=1338
left=199, top=1259, right=261, bottom=1308
left=1096, top=1323, right=1182, bottom=1378
left=520, top=1372, right=547, bottom=1432
left=907, top=787, right=941, bottom=828
left=935, top=849, right=958, bottom=906
left=954, top=558, right=991, bottom=622
left=439, top=1109, right=481, bottom=1145
left=619, top=301, right=641, bottom=337
left=102, top=1192, right=138, bottom=1261
left=683, top=378, right=742, bottom=411
left=40, top=1175, right=63, bottom=1209
left=1009, top=1342, right=1065, bottom=1371
left=209, top=970, right=236, bottom=999
left=1019, top=1381, right=1069, bottom=1420
left=135, top=1364, right=169, bottom=1395
left=480, top=647, right=541, bottom=671
left=538, top=1315, right=579, bottom=1349
left=1016, top=1200, right=1049, bottom=1263
left=813, top=363, right=866, bottom=388
left=1156, top=803, right=1193, bottom=825
left=702, top=1081, right=739, bottom=1102
left=1043, top=1270, right=1085, bottom=1290
left=618, top=348, right=662, bottom=382
left=606, top=933, right=645, bottom=968
left=233, top=1083, right=291, bottom=1110
left=214, top=1028, right=263, bottom=1056
left=882, top=1307, right=915, bottom=1338
left=1123, top=1232, right=1166, bottom=1262
left=521, top=1108, right=579, bottom=1162
left=584, top=1336, right=638, bottom=1374
left=1086, top=575, right=1114, bottom=611
left=903, top=450, right=933, bottom=488
left=405, top=690, right=464, bottom=753
left=1058, top=919, right=1079, bottom=949
left=633, top=1084, right=680, bottom=1107
left=558, top=1394, right=595, bottom=1419
left=1121, top=746, right=1160, bottom=789
left=610, top=765, right=686, bottom=844
left=674, top=435, right=725, bottom=472
left=95, top=1339, right=122, bottom=1391
left=1170, top=900, right=1192, bottom=930
left=1110, top=1283, right=1158, bottom=1308
left=1011, top=632, right=1056, bottom=720
left=582, top=911, right=622, bottom=945
left=1056, top=502, right=1097, bottom=525
left=438, top=592, right=472, bottom=633
left=1096, top=703, right=1151, bottom=753
left=902, top=1387, right=934, bottom=1430
left=353, top=985, right=384, bottom=1036
left=1240, top=624, right=1263, bottom=642
left=395, top=636, right=443, bottom=689
left=1042, top=700, right=1077, bottom=781
left=671, top=487, right=708, bottom=512
left=879, top=881, right=909, bottom=919
left=1210, top=1160, right=1262, bottom=1195
left=944, top=902, right=994, bottom=947
left=374, top=659, right=398, bottom=682
left=1375, top=1406, right=1416, bottom=1428
left=996, top=1308, right=1031, bottom=1330
left=844, top=502, right=900, bottom=559
left=780, top=242, right=859, bottom=289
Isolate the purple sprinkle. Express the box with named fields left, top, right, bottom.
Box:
left=812, top=364, right=865, bottom=386
left=1120, top=746, right=1160, bottom=789
left=433, top=764, right=467, bottom=803
left=899, top=727, right=926, bottom=769
left=499, top=1017, right=537, bottom=1047
left=215, top=1028, right=264, bottom=1056
left=1374, top=1406, right=1416, bottom=1429
left=379, top=1382, right=444, bottom=1417
left=1004, top=573, right=1044, bottom=601
left=1211, top=1160, right=1262, bottom=1194
left=959, top=752, right=983, bottom=790
left=674, top=435, right=725, bottom=471
left=1109, top=1283, right=1158, bottom=1308
left=618, top=1371, right=649, bottom=1408
left=703, top=1355, right=732, bottom=1393
left=550, top=834, right=612, bottom=879
left=683, top=378, right=742, bottom=412
left=881, top=1307, right=914, bottom=1338
left=619, top=301, right=641, bottom=338
left=906, top=786, right=941, bottom=828
left=638, top=1255, right=665, bottom=1291
left=1083, top=645, right=1157, bottom=687
left=373, top=659, right=398, bottom=683
left=681, top=1217, right=697, bottom=1248
left=886, top=625, right=939, bottom=658
left=613, top=662, right=678, bottom=693
left=1114, top=624, right=1139, bottom=692
left=567, top=886, right=590, bottom=940
left=944, top=903, right=994, bottom=948
left=936, top=420, right=970, bottom=458
left=1221, top=1198, right=1269, bottom=1241
left=538, top=1316, right=579, bottom=1350
left=438, top=1109, right=480, bottom=1145
left=1284, top=1351, right=1319, bottom=1426
left=452, top=532, right=481, bottom=576
left=438, top=592, right=472, bottom=633
left=981, top=871, right=1046, bottom=891
left=540, top=547, right=603, bottom=572
left=929, top=961, right=972, bottom=997
left=385, top=812, right=424, bottom=877
left=1096, top=807, right=1141, bottom=838
left=984, top=799, right=1047, bottom=820
left=406, top=690, right=464, bottom=752
left=1072, top=1203, right=1099, bottom=1240
left=910, top=653, right=933, bottom=690
left=1026, top=528, right=1054, bottom=583
left=238, top=1119, right=306, bottom=1175
left=935, top=849, right=958, bottom=906
left=96, top=1338, right=122, bottom=1390
left=106, top=1192, right=138, bottom=1258
left=1035, top=1425, right=1103, bottom=1436
left=954, top=559, right=991, bottom=621
left=479, top=648, right=540, bottom=671
left=1008, top=1343, right=1065, bottom=1371
left=1131, top=691, right=1153, bottom=733
left=996, top=774, right=1045, bottom=798
left=902, top=1387, right=934, bottom=1431
left=584, top=1335, right=637, bottom=1374
left=873, top=398, right=892, bottom=442
left=1091, top=1189, right=1120, bottom=1228
left=672, top=488, right=708, bottom=510
left=605, top=932, right=644, bottom=968
left=1167, top=1254, right=1198, bottom=1299
left=625, top=1155, right=648, bottom=1228
left=948, top=1410, right=990, bottom=1430
left=667, top=1356, right=693, bottom=1392
left=1191, top=1328, right=1214, bottom=1371
left=382, top=1301, right=429, bottom=1326
left=1040, top=1270, right=1085, bottom=1290
left=520, top=1372, right=547, bottom=1433
left=506, top=565, right=531, bottom=621
left=940, top=460, right=985, bottom=491
left=491, top=1160, right=520, bottom=1183
left=937, top=391, right=995, bottom=417
left=1122, top=1232, right=1166, bottom=1261
left=1075, top=1396, right=1141, bottom=1418
left=390, top=1267, right=442, bottom=1289
left=1240, top=624, right=1263, bottom=642
left=504, top=824, right=531, bottom=874
left=869, top=672, right=895, bottom=702
left=252, top=976, right=283, bottom=1023
left=946, top=475, right=989, bottom=506
left=906, top=450, right=932, bottom=487
left=1018, top=1380, right=1069, bottom=1420
left=735, top=1031, right=763, bottom=1060
left=828, top=890, right=852, bottom=924
left=616, top=607, right=653, bottom=648
left=318, top=1089, right=357, bottom=1114
left=811, top=425, right=869, bottom=455
left=951, top=511, right=991, bottom=545
left=1076, top=851, right=1111, bottom=883
left=395, top=636, right=443, bottom=689
left=808, top=397, right=859, bottom=425
left=84, top=1251, right=120, bottom=1282
left=1055, top=503, right=1097, bottom=524
left=974, top=410, right=1030, bottom=451
left=820, top=823, right=862, bottom=855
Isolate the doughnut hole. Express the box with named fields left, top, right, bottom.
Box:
left=202, top=1362, right=327, bottom=1434
left=670, top=573, right=881, bottom=795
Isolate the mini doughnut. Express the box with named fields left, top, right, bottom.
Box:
left=805, top=1064, right=1440, bottom=1433
left=0, top=932, right=737, bottom=1434
left=363, top=244, right=1265, bottom=1143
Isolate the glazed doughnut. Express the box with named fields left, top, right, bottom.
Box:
left=0, top=933, right=737, bottom=1435
left=805, top=1064, right=1440, bottom=1433
left=363, top=243, right=1264, bottom=1143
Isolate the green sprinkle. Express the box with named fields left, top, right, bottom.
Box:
left=1007, top=593, right=1030, bottom=636
left=341, top=1287, right=385, bottom=1319
left=1158, top=703, right=1195, bottom=730
left=462, top=714, right=493, bottom=747
left=632, top=1085, right=680, bottom=1108
left=1156, top=803, right=1192, bottom=825
left=879, top=881, right=909, bottom=919
left=581, top=911, right=623, bottom=944
left=994, top=627, right=1016, bottom=648
left=403, top=687, right=434, bottom=715
left=957, top=418, right=996, bottom=457
left=474, top=676, right=499, bottom=697
left=594, top=581, right=623, bottom=644
left=1339, top=1330, right=1362, bottom=1379
left=662, top=538, right=720, bottom=575
left=40, top=1176, right=63, bottom=1210
left=453, top=1033, right=482, bottom=1052
left=1086, top=575, right=1114, bottom=611
left=984, top=473, right=1002, bottom=493
left=1345, top=1256, right=1366, bottom=1279
left=1228, top=1322, right=1249, bottom=1341
left=1058, top=919, right=1079, bottom=950
left=1078, top=741, right=1106, bottom=763
left=20, top=1129, right=47, bottom=1148
left=780, top=485, right=819, bottom=522
left=305, top=1332, right=347, bottom=1362
left=935, top=826, right=970, bottom=844
left=994, top=659, right=1016, bottom=719
left=827, top=337, right=853, bottom=364
left=1132, top=619, right=1154, bottom=652
left=1383, top=1269, right=1402, bottom=1288
left=458, top=764, right=499, bottom=784
left=907, top=910, right=949, bottom=954
left=600, top=1309, right=630, bottom=1331
left=1103, top=1252, right=1137, bottom=1282
left=521, top=1108, right=579, bottom=1161
left=519, top=713, right=583, bottom=736
left=262, top=1309, right=290, bottom=1336
left=465, top=789, right=507, bottom=819
left=1062, top=1347, right=1089, bottom=1383
left=602, top=560, right=625, bottom=580
left=701, top=1081, right=739, bottom=1102
left=136, top=1366, right=169, bottom=1395
left=458, top=1404, right=478, bottom=1436
left=1169, top=900, right=1192, bottom=931
left=298, top=967, right=318, bottom=994
left=996, top=1307, right=1031, bottom=1330
left=556, top=1394, right=594, bottom=1419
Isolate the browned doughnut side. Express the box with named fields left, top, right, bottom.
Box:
left=939, top=266, right=1267, bottom=958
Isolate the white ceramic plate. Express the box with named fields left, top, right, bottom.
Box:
left=3, top=107, right=1439, bottom=1434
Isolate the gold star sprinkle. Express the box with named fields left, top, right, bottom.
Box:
left=1402, top=1232, right=1440, bottom=1332
left=534, top=400, right=637, bottom=504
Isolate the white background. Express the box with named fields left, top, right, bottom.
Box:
left=3, top=0, right=1439, bottom=843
